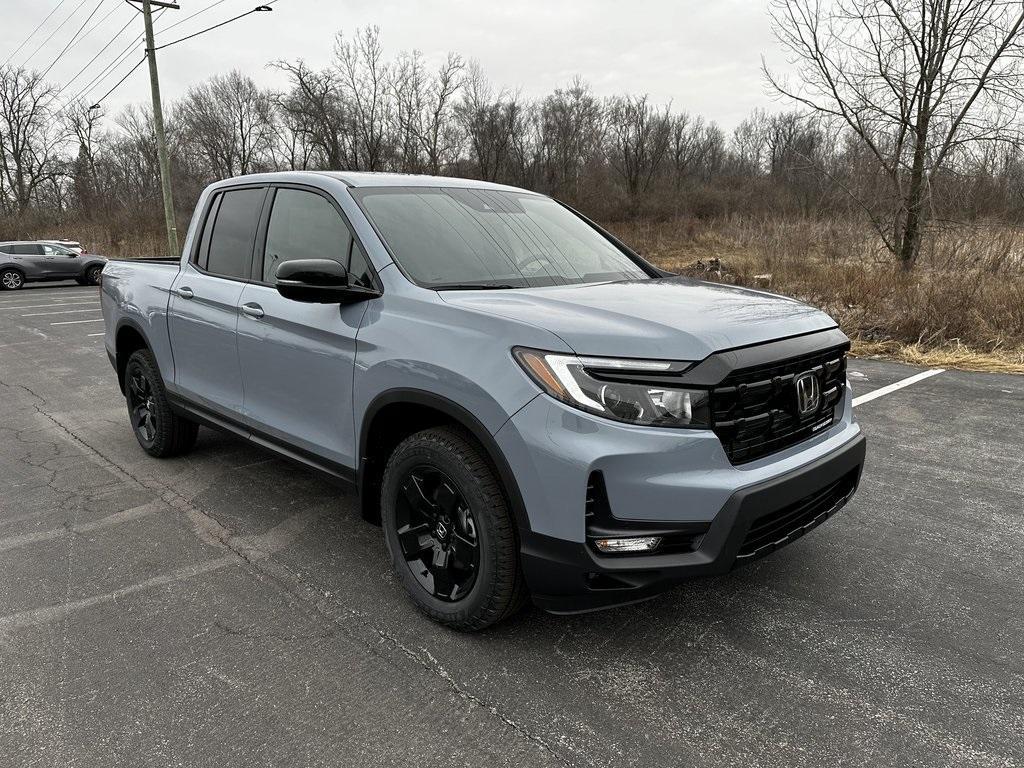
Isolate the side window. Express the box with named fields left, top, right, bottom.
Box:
left=263, top=189, right=352, bottom=282
left=43, top=244, right=71, bottom=256
left=12, top=244, right=43, bottom=255
left=348, top=240, right=373, bottom=289
left=205, top=187, right=264, bottom=279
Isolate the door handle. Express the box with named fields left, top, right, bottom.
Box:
left=240, top=302, right=264, bottom=319
left=176, top=287, right=194, bottom=299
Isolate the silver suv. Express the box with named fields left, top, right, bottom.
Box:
left=0, top=241, right=106, bottom=290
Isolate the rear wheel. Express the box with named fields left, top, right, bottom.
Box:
left=381, top=426, right=526, bottom=631
left=124, top=349, right=198, bottom=457
left=1, top=269, right=24, bottom=290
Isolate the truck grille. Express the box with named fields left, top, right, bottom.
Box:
left=735, top=468, right=858, bottom=563
left=710, top=346, right=847, bottom=464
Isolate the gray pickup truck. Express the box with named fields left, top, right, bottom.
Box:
left=101, top=171, right=865, bottom=630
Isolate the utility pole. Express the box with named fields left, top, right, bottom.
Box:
left=132, top=0, right=180, bottom=258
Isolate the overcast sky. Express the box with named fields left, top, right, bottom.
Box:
left=4, top=0, right=790, bottom=130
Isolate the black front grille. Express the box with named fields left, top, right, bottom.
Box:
left=735, top=469, right=858, bottom=563
left=710, top=345, right=848, bottom=464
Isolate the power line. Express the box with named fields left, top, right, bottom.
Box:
left=39, top=0, right=113, bottom=79
left=156, top=0, right=232, bottom=35
left=21, top=0, right=91, bottom=67
left=153, top=1, right=276, bottom=51
left=2, top=0, right=71, bottom=67
left=60, top=10, right=137, bottom=92
left=69, top=7, right=165, bottom=103
left=88, top=55, right=146, bottom=108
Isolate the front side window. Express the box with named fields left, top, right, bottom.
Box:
left=353, top=187, right=649, bottom=289
left=205, top=187, right=265, bottom=279
left=263, top=189, right=352, bottom=283
left=43, top=244, right=73, bottom=256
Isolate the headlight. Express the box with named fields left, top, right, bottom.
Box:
left=513, top=347, right=710, bottom=428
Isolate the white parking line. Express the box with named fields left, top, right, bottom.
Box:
left=50, top=318, right=104, bottom=325
left=87, top=332, right=104, bottom=337
left=0, top=301, right=99, bottom=310
left=22, top=308, right=102, bottom=317
left=852, top=369, right=945, bottom=407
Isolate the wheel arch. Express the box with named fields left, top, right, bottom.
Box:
left=114, top=319, right=152, bottom=394
left=358, top=389, right=531, bottom=535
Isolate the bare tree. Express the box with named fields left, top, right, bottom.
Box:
left=335, top=26, right=393, bottom=171
left=766, top=0, right=1024, bottom=267
left=176, top=70, right=276, bottom=178
left=0, top=66, right=66, bottom=216
left=606, top=94, right=672, bottom=198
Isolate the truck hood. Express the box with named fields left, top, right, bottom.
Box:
left=439, top=277, right=838, bottom=360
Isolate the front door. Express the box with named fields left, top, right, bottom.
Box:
left=41, top=243, right=81, bottom=278
left=167, top=186, right=266, bottom=417
left=236, top=186, right=377, bottom=470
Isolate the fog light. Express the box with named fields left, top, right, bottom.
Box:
left=593, top=536, right=662, bottom=553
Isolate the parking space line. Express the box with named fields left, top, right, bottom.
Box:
left=50, top=318, right=104, bottom=325
left=87, top=332, right=104, bottom=337
left=22, top=308, right=102, bottom=317
left=852, top=369, right=945, bottom=407
left=0, top=301, right=99, bottom=310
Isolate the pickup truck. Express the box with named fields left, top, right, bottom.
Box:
left=101, top=171, right=865, bottom=630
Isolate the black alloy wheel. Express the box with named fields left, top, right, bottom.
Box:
left=86, top=265, right=103, bottom=285
left=395, top=466, right=480, bottom=602
left=127, top=367, right=159, bottom=449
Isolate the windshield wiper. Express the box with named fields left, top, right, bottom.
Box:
left=430, top=282, right=519, bottom=291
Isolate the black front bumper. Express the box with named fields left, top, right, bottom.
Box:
left=521, top=433, right=867, bottom=614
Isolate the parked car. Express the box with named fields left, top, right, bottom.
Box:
left=0, top=241, right=106, bottom=290
left=100, top=171, right=866, bottom=630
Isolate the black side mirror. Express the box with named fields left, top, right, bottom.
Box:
left=276, top=259, right=349, bottom=303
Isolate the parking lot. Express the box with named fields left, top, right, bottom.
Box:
left=0, top=282, right=1021, bottom=767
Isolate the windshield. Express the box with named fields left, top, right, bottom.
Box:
left=353, top=187, right=650, bottom=289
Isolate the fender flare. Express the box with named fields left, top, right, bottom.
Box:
left=358, top=388, right=532, bottom=535
left=112, top=317, right=153, bottom=393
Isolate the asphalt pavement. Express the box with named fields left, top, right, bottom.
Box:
left=1, top=282, right=1022, bottom=767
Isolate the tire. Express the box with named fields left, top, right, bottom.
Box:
left=381, top=426, right=527, bottom=631
left=124, top=349, right=198, bottom=458
left=1, top=269, right=24, bottom=290
left=85, top=265, right=103, bottom=285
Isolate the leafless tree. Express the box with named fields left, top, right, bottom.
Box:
left=335, top=26, right=392, bottom=171
left=606, top=94, right=672, bottom=198
left=0, top=66, right=67, bottom=216
left=176, top=70, right=276, bottom=178
left=766, top=0, right=1024, bottom=267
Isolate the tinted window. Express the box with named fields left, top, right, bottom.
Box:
left=11, top=244, right=44, bottom=255
left=355, top=187, right=648, bottom=288
left=263, top=189, right=352, bottom=282
left=206, top=188, right=264, bottom=279
left=348, top=240, right=373, bottom=289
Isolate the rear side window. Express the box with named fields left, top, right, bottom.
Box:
left=10, top=244, right=44, bottom=255
left=204, top=187, right=265, bottom=279
left=262, top=189, right=352, bottom=282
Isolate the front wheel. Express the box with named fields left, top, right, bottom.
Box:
left=85, top=265, right=103, bottom=285
left=381, top=426, right=526, bottom=631
left=124, top=349, right=198, bottom=457
left=1, top=269, right=24, bottom=290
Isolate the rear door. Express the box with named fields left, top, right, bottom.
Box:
left=235, top=185, right=377, bottom=469
left=168, top=185, right=267, bottom=417
left=9, top=244, right=47, bottom=277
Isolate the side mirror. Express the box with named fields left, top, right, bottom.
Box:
left=275, top=258, right=378, bottom=304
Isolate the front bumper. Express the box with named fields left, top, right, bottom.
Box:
left=520, top=431, right=866, bottom=613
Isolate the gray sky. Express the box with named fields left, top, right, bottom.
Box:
left=4, top=0, right=789, bottom=129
